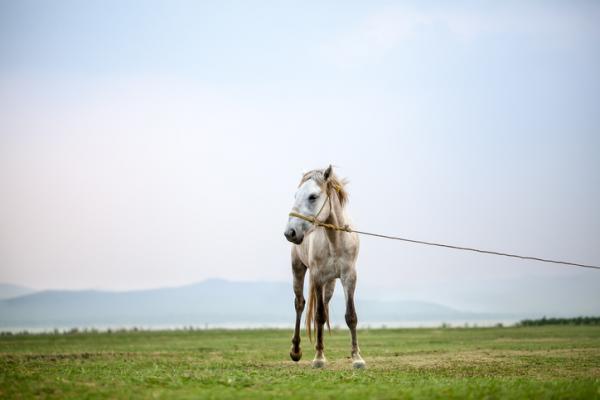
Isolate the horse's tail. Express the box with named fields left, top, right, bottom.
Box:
left=325, top=303, right=331, bottom=335
left=305, top=278, right=331, bottom=343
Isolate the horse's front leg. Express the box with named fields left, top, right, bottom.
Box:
left=342, top=270, right=365, bottom=369
left=290, top=254, right=307, bottom=362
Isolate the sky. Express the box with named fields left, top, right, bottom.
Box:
left=1, top=1, right=599, bottom=313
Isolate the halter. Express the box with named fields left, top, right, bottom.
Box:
left=288, top=183, right=351, bottom=232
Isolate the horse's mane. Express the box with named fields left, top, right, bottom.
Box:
left=298, top=168, right=349, bottom=207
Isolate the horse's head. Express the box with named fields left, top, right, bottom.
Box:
left=284, top=165, right=336, bottom=244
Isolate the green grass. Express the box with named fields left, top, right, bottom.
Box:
left=1, top=326, right=599, bottom=399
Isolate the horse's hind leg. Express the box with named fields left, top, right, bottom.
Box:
left=290, top=254, right=306, bottom=362
left=312, top=283, right=327, bottom=368
left=323, top=280, right=336, bottom=332
left=342, top=271, right=365, bottom=369
left=309, top=279, right=334, bottom=368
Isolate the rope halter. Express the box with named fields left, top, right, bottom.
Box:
left=288, top=184, right=351, bottom=232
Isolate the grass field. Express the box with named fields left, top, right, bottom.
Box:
left=1, top=326, right=599, bottom=399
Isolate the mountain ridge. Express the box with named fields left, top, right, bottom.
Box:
left=0, top=283, right=37, bottom=300
left=0, top=279, right=508, bottom=330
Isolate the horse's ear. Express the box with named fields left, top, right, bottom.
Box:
left=323, top=165, right=333, bottom=180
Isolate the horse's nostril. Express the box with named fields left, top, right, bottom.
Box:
left=285, top=228, right=296, bottom=240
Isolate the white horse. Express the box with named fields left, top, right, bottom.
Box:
left=284, top=165, right=365, bottom=369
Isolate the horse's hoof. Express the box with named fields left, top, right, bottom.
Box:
left=290, top=349, right=302, bottom=362
left=352, top=359, right=366, bottom=369
left=312, top=358, right=327, bottom=368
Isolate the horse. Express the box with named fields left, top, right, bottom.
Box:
left=283, top=165, right=365, bottom=369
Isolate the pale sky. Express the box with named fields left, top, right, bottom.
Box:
left=1, top=1, right=599, bottom=312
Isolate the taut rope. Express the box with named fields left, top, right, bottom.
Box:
left=288, top=201, right=600, bottom=271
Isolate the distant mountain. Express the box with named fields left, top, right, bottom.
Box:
left=0, top=283, right=36, bottom=300
left=0, top=279, right=510, bottom=330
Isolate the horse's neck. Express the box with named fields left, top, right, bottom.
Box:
left=323, top=192, right=347, bottom=246
left=326, top=194, right=345, bottom=225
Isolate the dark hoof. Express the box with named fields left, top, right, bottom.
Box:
left=290, top=349, right=302, bottom=362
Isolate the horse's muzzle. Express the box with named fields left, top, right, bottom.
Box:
left=284, top=228, right=304, bottom=244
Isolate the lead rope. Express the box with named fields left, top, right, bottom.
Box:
left=288, top=203, right=600, bottom=271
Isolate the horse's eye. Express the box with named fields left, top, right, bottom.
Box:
left=308, top=194, right=318, bottom=201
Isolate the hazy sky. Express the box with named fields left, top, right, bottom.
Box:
left=1, top=1, right=599, bottom=311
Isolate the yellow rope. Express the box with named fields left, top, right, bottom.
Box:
left=288, top=211, right=351, bottom=232
left=287, top=211, right=600, bottom=270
